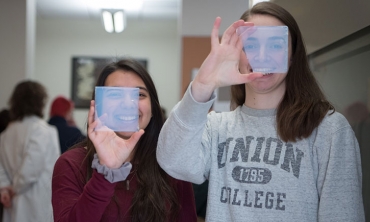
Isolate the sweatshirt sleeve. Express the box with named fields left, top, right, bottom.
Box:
left=316, top=120, right=365, bottom=221
left=157, top=83, right=216, bottom=184
left=52, top=152, right=117, bottom=222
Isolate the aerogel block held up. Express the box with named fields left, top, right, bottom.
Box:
left=237, top=26, right=289, bottom=74
left=94, top=86, right=139, bottom=132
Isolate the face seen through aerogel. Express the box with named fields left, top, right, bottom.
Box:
left=238, top=26, right=288, bottom=74
left=94, top=86, right=139, bottom=132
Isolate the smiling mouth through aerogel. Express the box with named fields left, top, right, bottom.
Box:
left=116, top=115, right=137, bottom=121
left=252, top=68, right=274, bottom=75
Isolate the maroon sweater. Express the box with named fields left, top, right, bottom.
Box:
left=52, top=147, right=197, bottom=222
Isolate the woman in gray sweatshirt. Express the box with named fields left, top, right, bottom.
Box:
left=156, top=2, right=364, bottom=222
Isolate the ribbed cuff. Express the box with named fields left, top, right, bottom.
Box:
left=91, top=154, right=132, bottom=183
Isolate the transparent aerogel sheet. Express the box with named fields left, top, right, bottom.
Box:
left=237, top=26, right=289, bottom=74
left=95, top=86, right=139, bottom=132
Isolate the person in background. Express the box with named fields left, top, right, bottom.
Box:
left=344, top=101, right=369, bottom=126
left=52, top=59, right=197, bottom=222
left=0, top=80, right=60, bottom=222
left=0, top=109, right=11, bottom=222
left=48, top=96, right=86, bottom=154
left=157, top=2, right=364, bottom=221
left=161, top=106, right=168, bottom=121
left=192, top=180, right=208, bottom=222
left=345, top=101, right=370, bottom=221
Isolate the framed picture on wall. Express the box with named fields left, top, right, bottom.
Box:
left=71, top=56, right=148, bottom=108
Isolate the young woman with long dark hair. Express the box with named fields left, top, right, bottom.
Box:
left=52, top=59, right=197, bottom=222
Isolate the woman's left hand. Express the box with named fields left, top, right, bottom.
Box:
left=87, top=100, right=144, bottom=169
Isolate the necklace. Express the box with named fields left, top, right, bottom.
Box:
left=126, top=170, right=137, bottom=190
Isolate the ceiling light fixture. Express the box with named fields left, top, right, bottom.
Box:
left=102, top=10, right=126, bottom=33
left=249, top=0, right=270, bottom=8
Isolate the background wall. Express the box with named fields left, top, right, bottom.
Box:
left=309, top=26, right=370, bottom=114
left=35, top=18, right=180, bottom=131
left=0, top=0, right=35, bottom=110
left=181, top=0, right=248, bottom=36
left=181, top=37, right=210, bottom=95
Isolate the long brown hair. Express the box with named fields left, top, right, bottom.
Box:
left=8, top=80, right=48, bottom=121
left=76, top=59, right=180, bottom=221
left=231, top=2, right=334, bottom=142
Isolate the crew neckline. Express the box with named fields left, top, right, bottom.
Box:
left=241, top=104, right=276, bottom=117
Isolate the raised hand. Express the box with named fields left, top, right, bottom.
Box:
left=88, top=100, right=144, bottom=169
left=192, top=17, right=263, bottom=102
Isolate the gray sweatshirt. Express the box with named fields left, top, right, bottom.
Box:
left=157, top=86, right=365, bottom=222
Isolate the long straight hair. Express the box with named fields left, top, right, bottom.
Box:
left=231, top=2, right=334, bottom=142
left=76, top=59, right=180, bottom=221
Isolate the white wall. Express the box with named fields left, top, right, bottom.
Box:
left=0, top=0, right=31, bottom=109
left=309, top=28, right=370, bottom=114
left=313, top=50, right=370, bottom=114
left=35, top=18, right=181, bottom=131
left=181, top=0, right=249, bottom=36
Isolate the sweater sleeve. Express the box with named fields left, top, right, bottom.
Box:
left=316, top=122, right=365, bottom=221
left=52, top=151, right=117, bottom=222
left=157, top=83, right=216, bottom=184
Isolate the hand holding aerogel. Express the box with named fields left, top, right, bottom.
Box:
left=94, top=87, right=139, bottom=132
left=237, top=26, right=289, bottom=74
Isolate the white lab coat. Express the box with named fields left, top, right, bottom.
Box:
left=0, top=115, right=60, bottom=222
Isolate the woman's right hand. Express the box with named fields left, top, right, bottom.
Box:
left=87, top=100, right=144, bottom=169
left=192, top=17, right=263, bottom=102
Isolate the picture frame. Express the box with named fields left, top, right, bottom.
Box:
left=71, top=56, right=148, bottom=108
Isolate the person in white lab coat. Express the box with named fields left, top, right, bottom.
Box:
left=0, top=80, right=60, bottom=222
